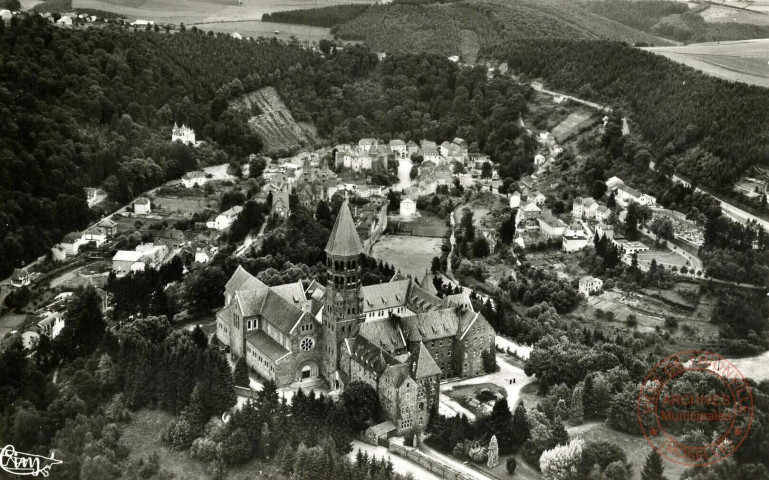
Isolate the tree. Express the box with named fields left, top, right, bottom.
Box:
left=569, top=385, right=584, bottom=426
left=473, top=237, right=490, bottom=258
left=499, top=212, right=516, bottom=245
left=233, top=357, right=249, bottom=387
left=184, top=265, right=227, bottom=312
left=549, top=418, right=569, bottom=448
left=56, top=287, right=106, bottom=360
left=481, top=162, right=493, bottom=181
left=340, top=381, right=381, bottom=432
left=506, top=456, right=517, bottom=474
left=591, top=180, right=607, bottom=200
left=482, top=347, right=498, bottom=373
left=540, top=438, right=584, bottom=480
left=512, top=402, right=530, bottom=448
left=431, top=256, right=442, bottom=274
left=249, top=157, right=267, bottom=179
left=410, top=165, right=419, bottom=180
left=641, top=449, right=667, bottom=480
left=487, top=435, right=499, bottom=468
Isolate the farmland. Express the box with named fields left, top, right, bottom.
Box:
left=232, top=86, right=317, bottom=154
left=643, top=39, right=769, bottom=88
left=70, top=0, right=377, bottom=25
left=700, top=3, right=769, bottom=26
left=371, top=235, right=443, bottom=278
left=190, top=20, right=331, bottom=42
left=551, top=110, right=597, bottom=143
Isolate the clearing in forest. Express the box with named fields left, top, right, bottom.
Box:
left=233, top=86, right=316, bottom=154
left=551, top=111, right=597, bottom=143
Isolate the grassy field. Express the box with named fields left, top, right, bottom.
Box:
left=191, top=20, right=331, bottom=41
left=0, top=313, right=28, bottom=341
left=551, top=111, right=597, bottom=143
left=371, top=235, right=443, bottom=278
left=700, top=3, right=769, bottom=26
left=568, top=422, right=687, bottom=480
left=71, top=0, right=376, bottom=24
left=644, top=39, right=769, bottom=88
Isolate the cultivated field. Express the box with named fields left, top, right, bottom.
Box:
left=551, top=110, right=596, bottom=143
left=700, top=3, right=769, bottom=26
left=233, top=86, right=316, bottom=154
left=644, top=39, right=769, bottom=88
left=371, top=235, right=443, bottom=278
left=72, top=0, right=376, bottom=24
left=191, top=20, right=331, bottom=41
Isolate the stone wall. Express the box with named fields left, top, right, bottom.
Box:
left=388, top=444, right=475, bottom=480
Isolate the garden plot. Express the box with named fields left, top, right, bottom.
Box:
left=371, top=235, right=443, bottom=278
left=551, top=111, right=596, bottom=143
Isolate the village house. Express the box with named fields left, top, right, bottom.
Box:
left=271, top=191, right=290, bottom=218
left=509, top=191, right=521, bottom=209
left=605, top=176, right=625, bottom=191
left=207, top=205, right=242, bottom=230
left=562, top=229, right=589, bottom=252
left=134, top=197, right=151, bottom=215
left=537, top=213, right=568, bottom=238
left=112, top=250, right=144, bottom=276
left=171, top=123, right=196, bottom=145
left=422, top=146, right=442, bottom=165
left=596, top=223, right=615, bottom=240
left=400, top=198, right=416, bottom=217
left=155, top=229, right=186, bottom=247
left=579, top=276, right=603, bottom=297
left=572, top=197, right=598, bottom=219
left=613, top=238, right=650, bottom=255
left=56, top=232, right=86, bottom=258
left=595, top=205, right=611, bottom=222
left=10, top=268, right=32, bottom=288
left=390, top=139, right=408, bottom=159
left=97, top=218, right=118, bottom=237
left=83, top=227, right=107, bottom=247
left=182, top=171, right=207, bottom=188
left=406, top=140, right=419, bottom=157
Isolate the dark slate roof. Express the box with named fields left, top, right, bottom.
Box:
left=411, top=341, right=442, bottom=379
left=400, top=308, right=474, bottom=342
left=325, top=199, right=363, bottom=257
left=235, top=288, right=306, bottom=334
left=347, top=335, right=401, bottom=376
left=420, top=271, right=438, bottom=296
left=225, top=266, right=266, bottom=295
left=381, top=363, right=411, bottom=388
left=246, top=330, right=289, bottom=362
left=359, top=318, right=406, bottom=353
left=360, top=279, right=411, bottom=313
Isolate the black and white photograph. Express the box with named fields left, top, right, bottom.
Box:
left=1, top=0, right=768, bottom=478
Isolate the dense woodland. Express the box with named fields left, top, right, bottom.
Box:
left=0, top=16, right=315, bottom=278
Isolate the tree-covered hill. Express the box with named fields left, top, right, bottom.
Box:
left=490, top=38, right=769, bottom=192
left=0, top=16, right=315, bottom=278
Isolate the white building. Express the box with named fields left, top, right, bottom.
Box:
left=579, top=276, right=603, bottom=297
left=534, top=154, right=546, bottom=167
left=171, top=123, right=196, bottom=145
left=390, top=139, right=407, bottom=159
left=399, top=198, right=416, bottom=217
left=134, top=197, right=151, bottom=215
left=207, top=205, right=243, bottom=230
left=509, top=191, right=521, bottom=209
left=0, top=10, right=12, bottom=22
left=562, top=230, right=589, bottom=252
left=614, top=239, right=649, bottom=255
left=112, top=250, right=144, bottom=276
left=595, top=205, right=611, bottom=222
left=182, top=171, right=207, bottom=188
left=537, top=213, right=567, bottom=238
left=56, top=15, right=72, bottom=26
left=572, top=197, right=596, bottom=219
left=605, top=176, right=624, bottom=191
left=83, top=227, right=107, bottom=247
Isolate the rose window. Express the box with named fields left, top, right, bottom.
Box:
left=300, top=337, right=315, bottom=352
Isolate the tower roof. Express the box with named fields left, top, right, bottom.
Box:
left=325, top=199, right=363, bottom=257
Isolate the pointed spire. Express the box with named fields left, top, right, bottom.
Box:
left=325, top=199, right=363, bottom=257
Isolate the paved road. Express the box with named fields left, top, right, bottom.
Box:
left=531, top=82, right=610, bottom=112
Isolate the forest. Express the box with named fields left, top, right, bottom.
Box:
left=261, top=4, right=372, bottom=28
left=0, top=16, right=315, bottom=279
left=491, top=39, right=769, bottom=193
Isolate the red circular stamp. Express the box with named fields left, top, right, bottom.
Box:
left=636, top=350, right=754, bottom=467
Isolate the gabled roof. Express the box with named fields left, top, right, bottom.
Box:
left=617, top=184, right=641, bottom=198
left=235, top=287, right=306, bottom=334
left=246, top=330, right=289, bottom=362
left=325, top=199, right=363, bottom=257
left=271, top=281, right=306, bottom=307
left=381, top=363, right=412, bottom=389
left=85, top=226, right=105, bottom=236
left=225, top=265, right=266, bottom=294
left=420, top=271, right=438, bottom=296
left=98, top=218, right=117, bottom=228
left=411, top=342, right=442, bottom=379
left=390, top=139, right=405, bottom=146
left=135, top=197, right=150, bottom=205
left=400, top=308, right=465, bottom=342
left=61, top=232, right=84, bottom=243
left=360, top=279, right=411, bottom=313
left=347, top=335, right=400, bottom=376
left=113, top=250, right=143, bottom=262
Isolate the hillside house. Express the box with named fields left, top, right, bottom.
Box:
left=572, top=197, right=597, bottom=219
left=83, top=227, right=107, bottom=247
left=390, top=139, right=407, bottom=159
left=112, top=250, right=144, bottom=275
left=562, top=230, right=589, bottom=252
left=579, top=276, right=603, bottom=297
left=400, top=199, right=416, bottom=217
left=509, top=191, right=521, bottom=209
left=271, top=191, right=290, bottom=218
left=134, top=197, right=151, bottom=215
left=10, top=268, right=32, bottom=288
left=207, top=205, right=243, bottom=230
left=182, top=171, right=207, bottom=188
left=171, top=123, right=196, bottom=145
left=57, top=232, right=86, bottom=257
left=595, top=205, right=611, bottom=222
left=97, top=218, right=118, bottom=237
left=537, top=213, right=568, bottom=238
left=606, top=176, right=624, bottom=191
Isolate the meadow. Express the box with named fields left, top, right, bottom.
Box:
left=644, top=39, right=769, bottom=88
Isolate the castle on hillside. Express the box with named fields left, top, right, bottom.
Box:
left=216, top=200, right=495, bottom=434
left=171, top=123, right=196, bottom=145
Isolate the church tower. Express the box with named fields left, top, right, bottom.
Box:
left=322, top=199, right=365, bottom=381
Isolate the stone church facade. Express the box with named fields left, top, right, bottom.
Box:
left=216, top=200, right=495, bottom=433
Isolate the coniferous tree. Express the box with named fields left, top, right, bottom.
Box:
left=641, top=449, right=667, bottom=480
left=233, top=357, right=250, bottom=387
left=487, top=435, right=499, bottom=468
left=549, top=418, right=569, bottom=448
left=512, top=402, right=530, bottom=448
left=569, top=384, right=584, bottom=426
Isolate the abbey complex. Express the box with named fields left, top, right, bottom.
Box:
left=216, top=200, right=495, bottom=433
